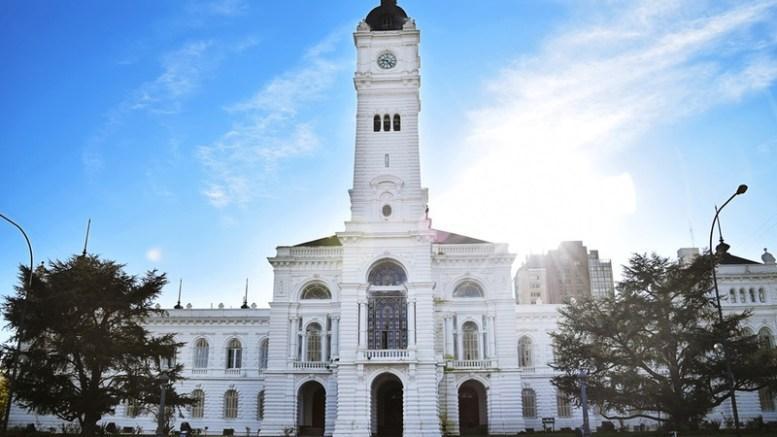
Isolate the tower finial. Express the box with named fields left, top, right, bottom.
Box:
left=241, top=278, right=249, bottom=309
left=174, top=279, right=183, bottom=309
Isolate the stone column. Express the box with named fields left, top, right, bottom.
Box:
left=332, top=315, right=340, bottom=359
left=359, top=300, right=368, bottom=349
left=488, top=315, right=497, bottom=360
left=444, top=315, right=453, bottom=357
left=456, top=320, right=464, bottom=360
left=408, top=298, right=416, bottom=348
left=290, top=317, right=298, bottom=361
left=321, top=319, right=329, bottom=362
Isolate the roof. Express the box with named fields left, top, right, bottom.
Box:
left=294, top=235, right=342, bottom=247
left=719, top=252, right=760, bottom=265
left=432, top=229, right=491, bottom=245
left=365, top=0, right=408, bottom=31
left=293, top=229, right=491, bottom=247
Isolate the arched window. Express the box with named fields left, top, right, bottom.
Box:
left=557, top=391, right=572, bottom=417
left=126, top=399, right=141, bottom=418
left=453, top=281, right=484, bottom=298
left=759, top=288, right=766, bottom=303
left=257, top=391, right=265, bottom=420
left=368, top=260, right=407, bottom=286
left=750, top=288, right=756, bottom=303
left=740, top=288, right=746, bottom=303
left=462, top=322, right=480, bottom=360
left=383, top=114, right=391, bottom=131
left=301, top=283, right=331, bottom=300
left=227, top=339, right=242, bottom=369
left=518, top=336, right=533, bottom=368
left=759, top=387, right=776, bottom=412
left=194, top=338, right=209, bottom=369
left=393, top=114, right=401, bottom=131
left=191, top=389, right=205, bottom=418
left=729, top=288, right=737, bottom=303
left=306, top=323, right=322, bottom=362
left=759, top=327, right=774, bottom=349
left=522, top=388, right=537, bottom=418
left=224, top=390, right=239, bottom=419
left=259, top=338, right=269, bottom=369
left=742, top=327, right=754, bottom=337
left=374, top=115, right=381, bottom=132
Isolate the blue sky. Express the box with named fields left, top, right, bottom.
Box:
left=1, top=0, right=776, bottom=315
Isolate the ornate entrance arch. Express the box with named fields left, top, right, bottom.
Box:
left=371, top=373, right=404, bottom=437
left=458, top=380, right=487, bottom=435
left=298, top=381, right=326, bottom=436
left=367, top=259, right=408, bottom=350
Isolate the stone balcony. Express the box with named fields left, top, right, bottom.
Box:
left=292, top=360, right=331, bottom=370
left=359, top=349, right=416, bottom=362
left=446, top=359, right=497, bottom=369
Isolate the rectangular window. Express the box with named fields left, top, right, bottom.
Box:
left=557, top=392, right=572, bottom=417
left=760, top=387, right=776, bottom=412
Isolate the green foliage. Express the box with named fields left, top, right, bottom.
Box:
left=550, top=253, right=777, bottom=430
left=2, top=255, right=191, bottom=436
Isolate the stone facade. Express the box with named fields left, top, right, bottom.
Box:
left=8, top=2, right=777, bottom=436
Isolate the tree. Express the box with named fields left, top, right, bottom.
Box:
left=550, top=253, right=777, bottom=430
left=2, top=255, right=190, bottom=436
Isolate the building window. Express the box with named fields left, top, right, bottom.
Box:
left=759, top=288, right=766, bottom=303
left=729, top=288, right=737, bottom=303
left=759, top=387, right=775, bottom=412
left=453, top=280, right=484, bottom=298
left=518, top=336, right=533, bottom=368
left=368, top=260, right=407, bottom=286
left=227, top=339, right=242, bottom=369
left=393, top=114, right=401, bottom=131
left=740, top=288, right=746, bottom=303
left=557, top=391, right=572, bottom=417
left=522, top=388, right=537, bottom=418
left=257, top=391, right=265, bottom=420
left=158, top=353, right=176, bottom=370
left=307, top=323, right=322, bottom=362
left=301, top=283, right=331, bottom=300
left=385, top=153, right=390, bottom=168
left=224, top=390, right=239, bottom=419
left=126, top=399, right=142, bottom=418
left=194, top=338, right=209, bottom=369
left=383, top=114, right=391, bottom=131
left=374, top=115, right=381, bottom=132
left=462, top=322, right=480, bottom=360
left=191, top=389, right=205, bottom=418
left=750, top=288, right=757, bottom=303
left=259, top=338, right=269, bottom=369
left=382, top=204, right=392, bottom=217
left=759, top=327, right=774, bottom=349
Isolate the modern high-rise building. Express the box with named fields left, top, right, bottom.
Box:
left=515, top=241, right=614, bottom=304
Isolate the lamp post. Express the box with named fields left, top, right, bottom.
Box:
left=708, top=184, right=747, bottom=435
left=578, top=370, right=592, bottom=437
left=157, top=374, right=170, bottom=437
left=0, top=213, right=34, bottom=433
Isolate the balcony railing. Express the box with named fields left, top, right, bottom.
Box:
left=224, top=368, right=242, bottom=376
left=293, top=361, right=329, bottom=369
left=360, top=349, right=413, bottom=361
left=447, top=359, right=496, bottom=369
left=191, top=368, right=208, bottom=375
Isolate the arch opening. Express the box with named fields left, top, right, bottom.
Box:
left=298, top=381, right=326, bottom=436
left=371, top=373, right=403, bottom=437
left=458, top=380, right=487, bottom=436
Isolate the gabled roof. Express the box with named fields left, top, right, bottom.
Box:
left=294, top=235, right=342, bottom=247
left=432, top=229, right=490, bottom=245
left=719, top=252, right=760, bottom=265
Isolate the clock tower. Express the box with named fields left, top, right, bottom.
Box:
left=347, top=0, right=427, bottom=232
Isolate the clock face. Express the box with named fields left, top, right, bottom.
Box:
left=377, top=52, right=397, bottom=70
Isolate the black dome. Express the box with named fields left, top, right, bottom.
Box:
left=365, top=0, right=408, bottom=31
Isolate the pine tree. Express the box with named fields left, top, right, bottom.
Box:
left=551, top=253, right=777, bottom=430
left=3, top=255, right=190, bottom=436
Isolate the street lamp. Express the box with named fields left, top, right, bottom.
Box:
left=157, top=374, right=170, bottom=437
left=708, top=184, right=747, bottom=435
left=0, top=213, right=34, bottom=433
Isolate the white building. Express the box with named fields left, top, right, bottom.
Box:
left=9, top=1, right=777, bottom=435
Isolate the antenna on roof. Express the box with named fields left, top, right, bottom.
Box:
left=174, top=279, right=183, bottom=309
left=241, top=278, right=249, bottom=309
left=81, top=218, right=92, bottom=256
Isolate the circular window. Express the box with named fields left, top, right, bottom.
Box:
left=382, top=204, right=392, bottom=217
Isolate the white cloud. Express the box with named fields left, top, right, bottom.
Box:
left=197, top=31, right=347, bottom=208
left=129, top=41, right=216, bottom=115
left=146, top=248, right=163, bottom=262
left=433, top=0, right=777, bottom=257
